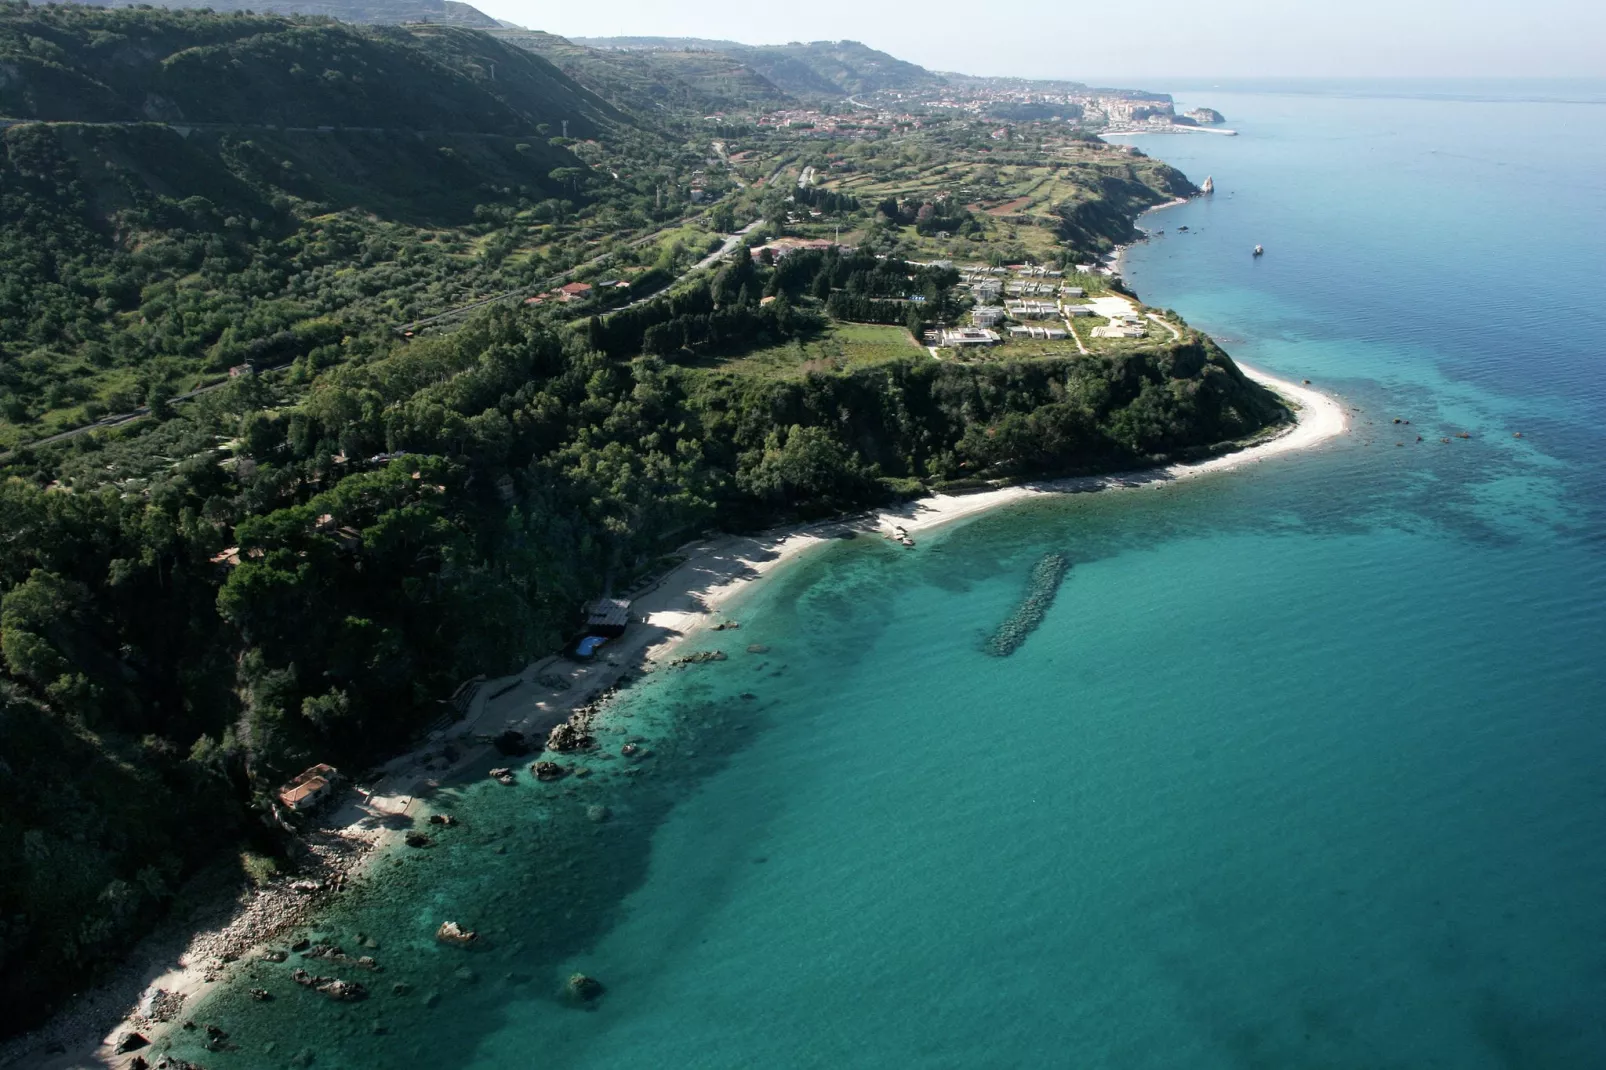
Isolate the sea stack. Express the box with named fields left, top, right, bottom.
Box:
left=1200, top=176, right=1214, bottom=195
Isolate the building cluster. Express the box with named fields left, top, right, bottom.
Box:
left=750, top=108, right=916, bottom=138
left=749, top=237, right=854, bottom=261
left=925, top=261, right=1151, bottom=349
left=904, top=84, right=1176, bottom=131
left=522, top=279, right=631, bottom=307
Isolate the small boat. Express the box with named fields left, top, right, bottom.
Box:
left=1252, top=245, right=1264, bottom=257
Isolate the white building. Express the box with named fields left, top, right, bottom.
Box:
left=1060, top=302, right=1096, bottom=317
left=1005, top=300, right=1060, bottom=320
left=972, top=306, right=1005, bottom=327
left=938, top=327, right=1001, bottom=347
left=1008, top=325, right=1069, bottom=340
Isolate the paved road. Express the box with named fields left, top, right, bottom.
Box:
left=0, top=117, right=544, bottom=139
left=610, top=220, right=762, bottom=314
left=0, top=375, right=239, bottom=463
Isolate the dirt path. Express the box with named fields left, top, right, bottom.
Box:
left=1148, top=312, right=1183, bottom=340
left=1064, top=318, right=1089, bottom=354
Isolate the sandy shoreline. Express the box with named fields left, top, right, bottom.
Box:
left=8, top=364, right=1346, bottom=1070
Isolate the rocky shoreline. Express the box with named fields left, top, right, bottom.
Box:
left=0, top=829, right=378, bottom=1069
left=6, top=364, right=1347, bottom=1069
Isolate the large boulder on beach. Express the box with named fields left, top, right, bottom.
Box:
left=115, top=1031, right=148, bottom=1053
left=546, top=722, right=593, bottom=753
left=436, top=921, right=478, bottom=946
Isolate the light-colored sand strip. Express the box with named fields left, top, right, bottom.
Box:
left=863, top=364, right=1347, bottom=539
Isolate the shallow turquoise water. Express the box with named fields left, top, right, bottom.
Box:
left=169, top=82, right=1606, bottom=1068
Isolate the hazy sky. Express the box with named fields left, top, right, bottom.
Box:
left=472, top=0, right=1605, bottom=83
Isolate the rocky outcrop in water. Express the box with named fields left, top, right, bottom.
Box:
left=532, top=761, right=568, bottom=781
left=435, top=921, right=478, bottom=946
left=546, top=721, right=593, bottom=752
left=289, top=969, right=367, bottom=1001
left=984, top=553, right=1070, bottom=657
left=565, top=973, right=604, bottom=1003
left=670, top=650, right=727, bottom=667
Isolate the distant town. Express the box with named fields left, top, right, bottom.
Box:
left=732, top=86, right=1230, bottom=139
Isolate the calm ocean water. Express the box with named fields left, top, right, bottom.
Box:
left=169, top=82, right=1606, bottom=1068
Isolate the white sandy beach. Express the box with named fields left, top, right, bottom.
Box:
left=12, top=363, right=1346, bottom=1070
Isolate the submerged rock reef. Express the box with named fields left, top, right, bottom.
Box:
left=984, top=553, right=1071, bottom=657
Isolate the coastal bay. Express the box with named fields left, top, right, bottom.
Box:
left=8, top=74, right=1605, bottom=1070
left=15, top=359, right=1347, bottom=1068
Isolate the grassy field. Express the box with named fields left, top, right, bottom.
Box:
left=688, top=321, right=927, bottom=379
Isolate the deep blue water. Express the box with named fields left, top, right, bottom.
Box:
left=168, top=82, right=1606, bottom=1069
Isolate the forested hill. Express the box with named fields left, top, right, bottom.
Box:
left=0, top=4, right=1287, bottom=1042
left=492, top=29, right=795, bottom=117
left=573, top=37, right=944, bottom=99
left=0, top=5, right=616, bottom=129
left=90, top=0, right=502, bottom=28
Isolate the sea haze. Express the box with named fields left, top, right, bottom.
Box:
left=168, top=80, right=1606, bottom=1068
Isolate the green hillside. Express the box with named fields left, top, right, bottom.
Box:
left=92, top=0, right=502, bottom=27
left=0, top=4, right=725, bottom=447
left=0, top=7, right=1285, bottom=1042
left=493, top=30, right=792, bottom=117
left=746, top=39, right=942, bottom=97
left=575, top=36, right=945, bottom=99
left=0, top=8, right=616, bottom=130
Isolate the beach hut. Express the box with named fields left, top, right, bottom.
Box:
left=278, top=764, right=340, bottom=812
left=585, top=598, right=632, bottom=638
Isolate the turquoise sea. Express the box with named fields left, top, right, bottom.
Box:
left=169, top=81, right=1606, bottom=1068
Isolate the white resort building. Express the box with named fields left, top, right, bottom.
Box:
left=937, top=327, right=1002, bottom=347
left=1005, top=299, right=1061, bottom=320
